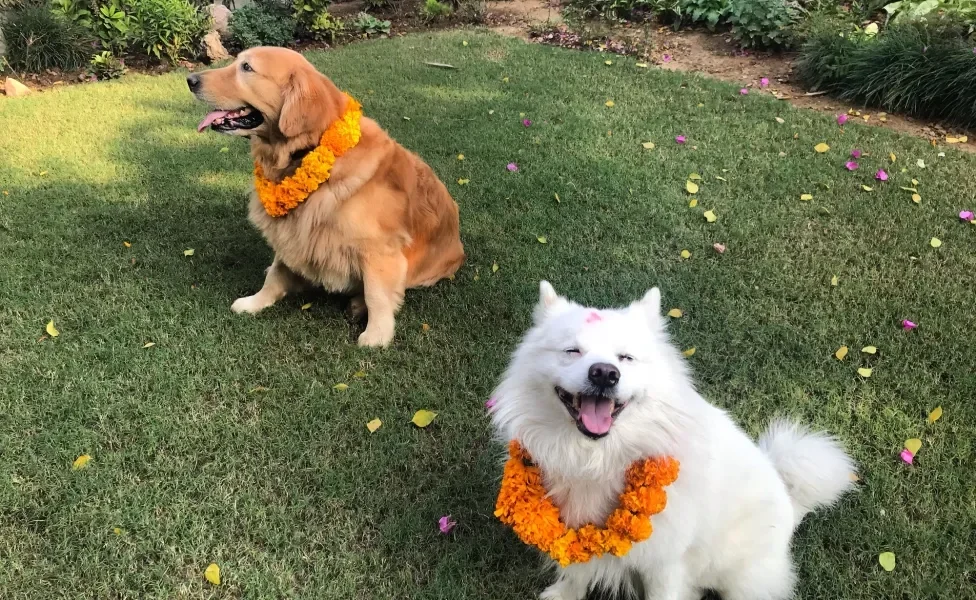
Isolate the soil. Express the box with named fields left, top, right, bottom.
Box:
left=2, top=0, right=972, bottom=151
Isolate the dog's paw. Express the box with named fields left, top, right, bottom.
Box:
left=231, top=295, right=269, bottom=315
left=357, top=326, right=394, bottom=348
left=539, top=579, right=586, bottom=600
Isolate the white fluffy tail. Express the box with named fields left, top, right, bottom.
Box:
left=759, top=420, right=856, bottom=526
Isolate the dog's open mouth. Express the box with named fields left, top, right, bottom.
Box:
left=197, top=106, right=264, bottom=133
left=556, top=386, right=626, bottom=439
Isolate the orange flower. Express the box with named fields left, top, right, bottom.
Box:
left=495, top=440, right=679, bottom=567
left=254, top=94, right=363, bottom=217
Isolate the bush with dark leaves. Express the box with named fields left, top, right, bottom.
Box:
left=1, top=5, right=94, bottom=72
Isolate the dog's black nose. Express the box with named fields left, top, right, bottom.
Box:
left=588, top=362, right=620, bottom=388
left=186, top=74, right=201, bottom=92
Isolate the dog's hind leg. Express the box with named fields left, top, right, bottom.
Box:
left=231, top=256, right=306, bottom=314
left=642, top=562, right=698, bottom=600
left=540, top=567, right=591, bottom=600
left=357, top=252, right=406, bottom=347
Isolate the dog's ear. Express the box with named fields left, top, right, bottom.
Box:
left=533, top=280, right=567, bottom=323
left=632, top=287, right=662, bottom=324
left=278, top=70, right=329, bottom=139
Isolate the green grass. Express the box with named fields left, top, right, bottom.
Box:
left=1, top=30, right=974, bottom=600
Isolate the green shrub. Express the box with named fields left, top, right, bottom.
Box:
left=292, top=0, right=330, bottom=30
left=93, top=1, right=132, bottom=52
left=89, top=49, right=126, bottom=79
left=679, top=0, right=729, bottom=29
left=309, top=10, right=342, bottom=43
left=362, top=0, right=392, bottom=11
left=352, top=10, right=390, bottom=34
left=455, top=0, right=487, bottom=22
left=420, top=0, right=452, bottom=19
left=1, top=5, right=94, bottom=72
left=796, top=18, right=976, bottom=128
left=884, top=0, right=976, bottom=24
left=726, top=0, right=797, bottom=48
left=51, top=0, right=93, bottom=27
left=228, top=0, right=296, bottom=48
left=563, top=0, right=665, bottom=21
left=128, top=0, right=209, bottom=64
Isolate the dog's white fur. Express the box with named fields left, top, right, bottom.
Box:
left=491, top=282, right=856, bottom=600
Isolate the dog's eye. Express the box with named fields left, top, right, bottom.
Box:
left=241, top=62, right=253, bottom=73
left=564, top=348, right=581, bottom=355
left=618, top=354, right=635, bottom=362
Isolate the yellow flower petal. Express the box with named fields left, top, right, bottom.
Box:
left=641, top=141, right=655, bottom=149
left=800, top=194, right=813, bottom=201
left=703, top=210, right=717, bottom=223
left=411, top=410, right=437, bottom=427
left=930, top=237, right=942, bottom=248
left=857, top=367, right=872, bottom=378
left=204, top=563, right=221, bottom=586
left=333, top=383, right=349, bottom=391
left=835, top=346, right=848, bottom=360
left=682, top=347, right=696, bottom=357
left=366, top=418, right=382, bottom=433
left=904, top=438, right=922, bottom=454
left=685, top=181, right=699, bottom=194
left=680, top=250, right=691, bottom=259
left=72, top=454, right=92, bottom=470
left=879, top=552, right=896, bottom=572
left=605, top=100, right=615, bottom=107
left=861, top=346, right=877, bottom=354
left=689, top=198, right=698, bottom=208
left=45, top=320, right=59, bottom=337
left=814, top=143, right=830, bottom=153
left=927, top=406, right=943, bottom=424
left=831, top=275, right=839, bottom=286
left=667, top=308, right=683, bottom=318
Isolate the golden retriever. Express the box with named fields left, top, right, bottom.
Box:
left=187, top=47, right=464, bottom=347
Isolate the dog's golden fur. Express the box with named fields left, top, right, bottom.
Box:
left=190, top=47, right=464, bottom=346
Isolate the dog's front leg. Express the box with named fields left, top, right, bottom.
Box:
left=540, top=567, right=590, bottom=600
left=357, top=252, right=406, bottom=347
left=643, top=562, right=697, bottom=600
left=231, top=256, right=305, bottom=314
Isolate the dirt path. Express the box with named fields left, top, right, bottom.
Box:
left=485, top=0, right=973, bottom=151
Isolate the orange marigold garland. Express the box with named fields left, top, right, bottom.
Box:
left=253, top=93, right=363, bottom=217
left=494, top=440, right=679, bottom=567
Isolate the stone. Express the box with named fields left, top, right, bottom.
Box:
left=3, top=77, right=31, bottom=97
left=206, top=3, right=232, bottom=37
left=202, top=31, right=229, bottom=62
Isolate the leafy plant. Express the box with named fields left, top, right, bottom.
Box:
left=128, top=0, right=209, bottom=64
left=309, top=10, right=343, bottom=43
left=292, top=0, right=330, bottom=29
left=884, top=0, right=976, bottom=24
left=455, top=0, right=487, bottom=22
left=420, top=0, right=452, bottom=19
left=726, top=0, right=798, bottom=48
left=93, top=1, right=132, bottom=51
left=563, top=0, right=671, bottom=22
left=679, top=0, right=729, bottom=29
left=228, top=0, right=297, bottom=48
left=89, top=49, right=127, bottom=79
left=1, top=5, right=94, bottom=72
left=352, top=11, right=390, bottom=35
left=362, top=0, right=392, bottom=11
left=51, top=0, right=93, bottom=28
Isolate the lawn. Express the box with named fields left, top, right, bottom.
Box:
left=1, top=30, right=974, bottom=600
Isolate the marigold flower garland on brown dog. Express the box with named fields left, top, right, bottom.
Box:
left=494, top=440, right=679, bottom=567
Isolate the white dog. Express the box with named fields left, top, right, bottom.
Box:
left=490, top=282, right=856, bottom=600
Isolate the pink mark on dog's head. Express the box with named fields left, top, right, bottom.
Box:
left=585, top=311, right=603, bottom=324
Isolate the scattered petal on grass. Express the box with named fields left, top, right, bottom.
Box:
left=912, top=193, right=921, bottom=204
left=703, top=210, right=717, bottom=223
left=506, top=162, right=518, bottom=172
left=492, top=262, right=499, bottom=273
left=831, top=275, right=839, bottom=286
left=636, top=62, right=649, bottom=68
left=353, top=371, right=367, bottom=378
left=899, top=449, right=914, bottom=464
left=422, top=323, right=431, bottom=332
left=946, top=135, right=968, bottom=143
left=879, top=552, right=896, bottom=572
left=927, top=406, right=943, bottom=424
left=858, top=367, right=873, bottom=378
left=605, top=100, right=615, bottom=107
left=248, top=386, right=269, bottom=393
left=403, top=116, right=411, bottom=120
left=142, top=342, right=155, bottom=348
left=862, top=346, right=877, bottom=354
left=959, top=210, right=975, bottom=222
left=685, top=181, right=699, bottom=194
left=689, top=173, right=702, bottom=180
left=876, top=169, right=889, bottom=181
left=333, top=383, right=349, bottom=391
left=680, top=250, right=691, bottom=259
left=366, top=418, right=382, bottom=433
left=204, top=563, right=221, bottom=586
left=45, top=320, right=59, bottom=337
left=800, top=193, right=813, bottom=201
left=814, top=143, right=830, bottom=153
left=902, top=319, right=917, bottom=330
left=183, top=249, right=194, bottom=256
left=642, top=141, right=655, bottom=149
left=219, top=147, right=229, bottom=153
left=689, top=198, right=698, bottom=207
left=851, top=149, right=862, bottom=158
left=775, top=117, right=785, bottom=124
left=861, top=185, right=874, bottom=192
left=905, top=438, right=922, bottom=454
left=123, top=241, right=132, bottom=248
left=676, top=135, right=686, bottom=144
left=667, top=308, right=683, bottom=318
left=713, top=242, right=726, bottom=253
left=835, top=346, right=849, bottom=360
left=714, top=175, right=727, bottom=181
left=411, top=410, right=438, bottom=427
left=890, top=152, right=897, bottom=162
left=760, top=77, right=769, bottom=87
left=605, top=60, right=612, bottom=65
left=485, top=396, right=498, bottom=410
left=837, top=114, right=848, bottom=125
left=739, top=88, right=749, bottom=95
left=522, top=119, right=532, bottom=127
left=537, top=235, right=547, bottom=244
left=930, top=237, right=942, bottom=248
left=457, top=154, right=464, bottom=160
left=462, top=40, right=468, bottom=46
left=113, top=527, right=123, bottom=535
left=301, top=302, right=312, bottom=310
left=682, top=347, right=696, bottom=357
left=72, top=454, right=92, bottom=470
left=912, top=178, right=919, bottom=185
left=917, top=159, right=926, bottom=168
left=662, top=54, right=672, bottom=62
left=457, top=178, right=469, bottom=185
left=845, top=161, right=859, bottom=171
left=438, top=515, right=457, bottom=534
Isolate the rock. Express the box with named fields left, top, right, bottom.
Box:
left=3, top=77, right=31, bottom=97
left=206, top=3, right=232, bottom=37
left=202, top=30, right=229, bottom=62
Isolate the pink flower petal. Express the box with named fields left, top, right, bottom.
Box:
left=876, top=169, right=888, bottom=181
left=900, top=449, right=914, bottom=464
left=760, top=77, right=769, bottom=88
left=585, top=311, right=603, bottom=323
left=959, top=210, right=975, bottom=222
left=506, top=162, right=518, bottom=172
left=902, top=319, right=917, bottom=331
left=837, top=114, right=848, bottom=125
left=522, top=119, right=532, bottom=127
left=662, top=54, right=672, bottom=62
left=485, top=396, right=497, bottom=410
left=675, top=135, right=686, bottom=144
left=851, top=149, right=862, bottom=158
left=739, top=88, right=749, bottom=95
left=438, top=515, right=456, bottom=534
left=713, top=242, right=727, bottom=254
left=845, top=161, right=859, bottom=171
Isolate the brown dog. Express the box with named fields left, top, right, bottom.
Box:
left=188, top=47, right=464, bottom=347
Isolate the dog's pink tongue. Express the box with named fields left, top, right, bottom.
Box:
left=197, top=110, right=232, bottom=132
left=579, top=397, right=613, bottom=435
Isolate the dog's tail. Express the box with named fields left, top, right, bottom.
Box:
left=759, top=419, right=856, bottom=527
